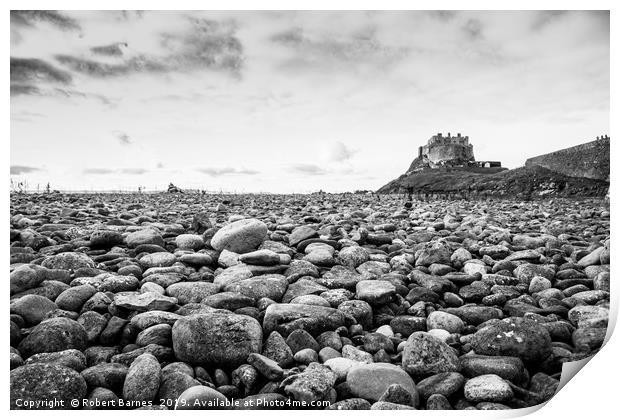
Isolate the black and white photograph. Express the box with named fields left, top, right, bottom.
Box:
left=8, top=4, right=613, bottom=413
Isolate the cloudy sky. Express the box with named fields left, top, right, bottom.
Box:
left=10, top=10, right=609, bottom=192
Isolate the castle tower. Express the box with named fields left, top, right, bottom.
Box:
left=420, top=131, right=476, bottom=168
left=407, top=132, right=502, bottom=173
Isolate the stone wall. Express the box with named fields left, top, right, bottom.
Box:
left=524, top=138, right=610, bottom=181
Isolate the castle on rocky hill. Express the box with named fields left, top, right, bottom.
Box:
left=407, top=132, right=502, bottom=173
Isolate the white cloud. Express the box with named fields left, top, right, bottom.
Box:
left=10, top=11, right=609, bottom=192
left=319, top=140, right=357, bottom=163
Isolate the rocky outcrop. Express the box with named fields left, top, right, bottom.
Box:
left=379, top=138, right=610, bottom=199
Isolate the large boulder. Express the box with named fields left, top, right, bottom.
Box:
left=223, top=274, right=289, bottom=301
left=24, top=349, right=87, bottom=372
left=172, top=313, right=262, bottom=366
left=41, top=252, right=95, bottom=271
left=55, top=284, right=97, bottom=312
left=338, top=300, right=373, bottom=330
left=282, top=279, right=328, bottom=303
left=11, top=363, right=87, bottom=409
left=416, top=372, right=465, bottom=400
left=284, top=260, right=320, bottom=282
left=238, top=249, right=280, bottom=266
left=263, top=303, right=348, bottom=336
left=175, top=234, right=205, bottom=250
left=338, top=246, right=370, bottom=268
left=463, top=374, right=514, bottom=403
left=81, top=363, right=128, bottom=390
left=415, top=241, right=452, bottom=266
left=444, top=306, right=503, bottom=326
left=513, top=264, right=555, bottom=283
left=125, top=229, right=165, bottom=248
left=459, top=355, right=525, bottom=383
left=288, top=226, right=318, bottom=247
left=90, top=230, right=124, bottom=248
left=355, top=280, right=396, bottom=305
left=18, top=317, right=88, bottom=358
left=210, top=219, right=268, bottom=254
left=262, top=331, right=294, bottom=368
left=113, top=292, right=177, bottom=311
left=346, top=363, right=418, bottom=404
left=129, top=310, right=183, bottom=329
left=426, top=311, right=465, bottom=334
left=401, top=332, right=460, bottom=377
left=213, top=264, right=254, bottom=288
left=568, top=305, right=609, bottom=327
left=470, top=317, right=552, bottom=363
left=139, top=252, right=177, bottom=268
left=282, top=362, right=336, bottom=403
left=97, top=275, right=140, bottom=293
left=123, top=353, right=162, bottom=403
left=166, top=282, right=220, bottom=305
left=10, top=264, right=48, bottom=295
left=10, top=295, right=57, bottom=325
